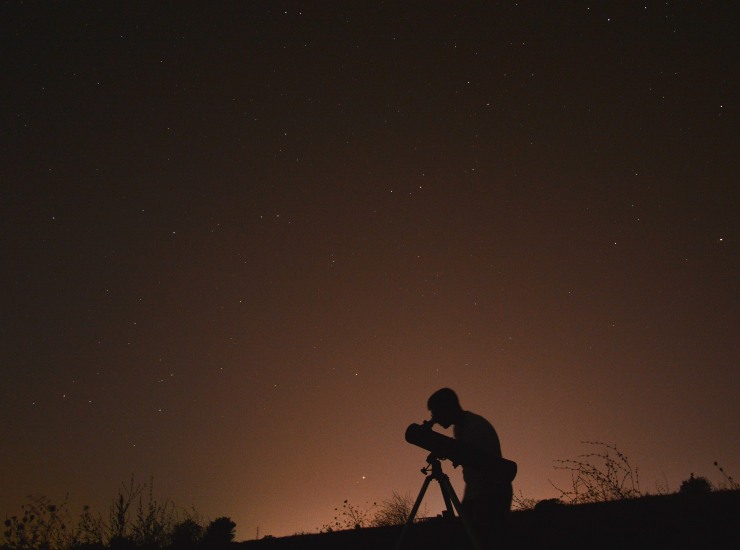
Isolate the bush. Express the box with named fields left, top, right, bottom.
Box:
left=551, top=442, right=641, bottom=504
left=200, top=517, right=236, bottom=548
left=713, top=461, right=739, bottom=490
left=1, top=477, right=233, bottom=550
left=371, top=493, right=416, bottom=527
left=320, top=500, right=376, bottom=532
left=679, top=473, right=712, bottom=495
left=169, top=519, right=203, bottom=549
left=1, top=495, right=70, bottom=550
left=512, top=490, right=537, bottom=511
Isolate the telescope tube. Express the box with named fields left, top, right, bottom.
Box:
left=405, top=423, right=517, bottom=483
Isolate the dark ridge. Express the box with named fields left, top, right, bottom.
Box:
left=237, top=489, right=740, bottom=549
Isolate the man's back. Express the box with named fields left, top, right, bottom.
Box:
left=453, top=410, right=503, bottom=500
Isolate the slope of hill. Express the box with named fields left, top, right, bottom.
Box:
left=237, top=489, right=739, bottom=549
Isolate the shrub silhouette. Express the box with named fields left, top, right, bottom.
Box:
left=169, top=519, right=203, bottom=549
left=679, top=473, right=712, bottom=495
left=512, top=490, right=537, bottom=511
left=533, top=498, right=564, bottom=512
left=320, top=500, right=376, bottom=532
left=104, top=476, right=176, bottom=549
left=551, top=442, right=641, bottom=503
left=320, top=493, right=426, bottom=530
left=371, top=492, right=416, bottom=527
left=714, top=461, right=739, bottom=490
left=1, top=495, right=71, bottom=550
left=200, top=517, right=236, bottom=548
left=0, top=477, right=232, bottom=550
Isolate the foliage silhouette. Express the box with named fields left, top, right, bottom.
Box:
left=714, top=461, right=739, bottom=490
left=679, top=473, right=712, bottom=495
left=512, top=489, right=537, bottom=511
left=550, top=442, right=641, bottom=503
left=2, top=495, right=71, bottom=550
left=370, top=492, right=418, bottom=527
left=200, top=517, right=236, bottom=548
left=320, top=500, right=377, bottom=532
left=319, top=493, right=427, bottom=531
left=0, top=477, right=229, bottom=550
left=169, top=519, right=203, bottom=549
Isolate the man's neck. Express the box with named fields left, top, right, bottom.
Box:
left=452, top=409, right=467, bottom=426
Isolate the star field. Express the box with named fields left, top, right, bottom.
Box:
left=1, top=1, right=737, bottom=540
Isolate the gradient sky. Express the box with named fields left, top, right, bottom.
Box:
left=2, top=1, right=737, bottom=540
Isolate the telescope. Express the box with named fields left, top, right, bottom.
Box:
left=397, top=422, right=518, bottom=549
left=405, top=422, right=517, bottom=483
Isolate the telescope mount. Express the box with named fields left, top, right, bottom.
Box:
left=395, top=454, right=483, bottom=550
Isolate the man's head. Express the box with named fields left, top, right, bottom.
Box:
left=427, top=387, right=463, bottom=428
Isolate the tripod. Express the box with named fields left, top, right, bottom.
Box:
left=395, top=454, right=483, bottom=550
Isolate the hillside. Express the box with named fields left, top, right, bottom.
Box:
left=237, top=489, right=739, bottom=549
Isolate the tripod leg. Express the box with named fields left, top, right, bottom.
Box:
left=438, top=477, right=485, bottom=550
left=394, top=475, right=433, bottom=550
left=407, top=476, right=432, bottom=525
left=438, top=480, right=456, bottom=518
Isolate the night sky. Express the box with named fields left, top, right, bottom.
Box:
left=2, top=1, right=737, bottom=540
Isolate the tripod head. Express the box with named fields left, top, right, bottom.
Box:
left=420, top=453, right=449, bottom=478
left=425, top=452, right=442, bottom=465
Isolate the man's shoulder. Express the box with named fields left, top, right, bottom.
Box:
left=455, top=410, right=503, bottom=460
left=463, top=410, right=494, bottom=429
left=456, top=410, right=497, bottom=438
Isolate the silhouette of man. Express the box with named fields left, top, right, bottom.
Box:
left=427, top=388, right=512, bottom=546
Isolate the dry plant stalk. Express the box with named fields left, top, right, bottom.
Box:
left=551, top=441, right=641, bottom=504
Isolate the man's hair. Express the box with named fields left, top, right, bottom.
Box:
left=427, top=387, right=461, bottom=411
